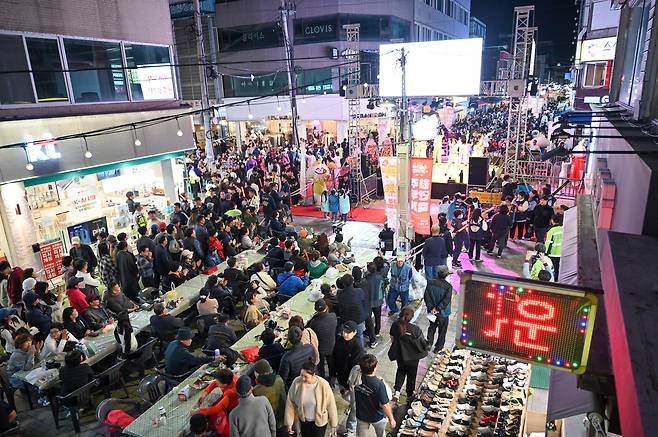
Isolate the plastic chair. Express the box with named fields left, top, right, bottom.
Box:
left=53, top=379, right=99, bottom=433
left=154, top=367, right=194, bottom=392
left=95, top=360, right=129, bottom=398
left=96, top=398, right=142, bottom=437
left=136, top=374, right=166, bottom=408
left=196, top=313, right=220, bottom=338
left=128, top=338, right=158, bottom=378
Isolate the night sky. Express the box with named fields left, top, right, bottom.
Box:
left=471, top=0, right=579, bottom=66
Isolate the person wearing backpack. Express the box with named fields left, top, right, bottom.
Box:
left=467, top=208, right=488, bottom=262
left=423, top=266, right=452, bottom=353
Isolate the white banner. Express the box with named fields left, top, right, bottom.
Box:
left=379, top=156, right=398, bottom=229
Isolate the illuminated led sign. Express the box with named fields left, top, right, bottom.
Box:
left=457, top=271, right=599, bottom=374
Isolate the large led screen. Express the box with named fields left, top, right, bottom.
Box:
left=379, top=38, right=483, bottom=96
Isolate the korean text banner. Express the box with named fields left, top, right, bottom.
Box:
left=379, top=156, right=398, bottom=229
left=410, top=158, right=433, bottom=235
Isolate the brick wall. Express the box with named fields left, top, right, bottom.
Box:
left=0, top=0, right=173, bottom=45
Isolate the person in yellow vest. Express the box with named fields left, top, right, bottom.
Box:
left=545, top=213, right=563, bottom=281
left=133, top=203, right=147, bottom=229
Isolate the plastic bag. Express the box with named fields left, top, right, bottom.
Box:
left=240, top=346, right=260, bottom=363
left=409, top=266, right=427, bottom=301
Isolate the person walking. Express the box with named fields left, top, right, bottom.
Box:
left=450, top=210, right=468, bottom=268
left=387, top=256, right=412, bottom=316
left=545, top=213, right=563, bottom=280
left=354, top=354, right=396, bottom=437
left=487, top=204, right=513, bottom=258
left=363, top=262, right=385, bottom=338
left=336, top=274, right=368, bottom=347
left=333, top=321, right=365, bottom=393
left=388, top=307, right=428, bottom=402
left=285, top=361, right=338, bottom=437
left=423, top=266, right=453, bottom=353
left=422, top=224, right=449, bottom=280
left=467, top=208, right=487, bottom=262
left=533, top=196, right=554, bottom=242
left=229, top=374, right=276, bottom=437
left=306, top=299, right=337, bottom=380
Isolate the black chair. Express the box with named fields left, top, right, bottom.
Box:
left=275, top=293, right=292, bottom=305
left=196, top=313, right=220, bottom=338
left=53, top=379, right=99, bottom=433
left=96, top=398, right=142, bottom=437
left=136, top=374, right=166, bottom=408
left=154, top=367, right=194, bottom=392
left=128, top=338, right=158, bottom=378
left=95, top=360, right=129, bottom=398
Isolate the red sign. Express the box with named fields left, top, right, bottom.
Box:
left=39, top=239, right=65, bottom=280
left=458, top=271, right=599, bottom=374
left=410, top=158, right=433, bottom=235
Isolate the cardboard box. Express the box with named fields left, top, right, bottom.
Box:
left=524, top=411, right=562, bottom=437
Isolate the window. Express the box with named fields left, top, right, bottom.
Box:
left=583, top=62, right=607, bottom=87
left=0, top=34, right=35, bottom=104
left=25, top=38, right=68, bottom=103
left=64, top=39, right=127, bottom=102
left=618, top=0, right=650, bottom=105
left=124, top=44, right=174, bottom=100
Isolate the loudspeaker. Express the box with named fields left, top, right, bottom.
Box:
left=468, top=157, right=489, bottom=186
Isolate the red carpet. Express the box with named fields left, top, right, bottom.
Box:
left=291, top=204, right=386, bottom=224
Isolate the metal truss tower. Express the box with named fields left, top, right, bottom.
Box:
left=504, top=6, right=535, bottom=178
left=343, top=24, right=370, bottom=204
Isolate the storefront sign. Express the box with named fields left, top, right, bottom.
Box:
left=39, top=239, right=65, bottom=280
left=379, top=156, right=397, bottom=229
left=24, top=133, right=61, bottom=162
left=458, top=271, right=599, bottom=374
left=219, top=23, right=282, bottom=52
left=410, top=158, right=433, bottom=235
left=133, top=65, right=175, bottom=100
left=580, top=37, right=617, bottom=62
left=70, top=185, right=100, bottom=213
left=294, top=16, right=338, bottom=43
left=169, top=0, right=215, bottom=19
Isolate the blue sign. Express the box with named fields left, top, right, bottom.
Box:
left=96, top=169, right=121, bottom=180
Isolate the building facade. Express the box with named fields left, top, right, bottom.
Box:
left=0, top=0, right=193, bottom=268
left=203, top=0, right=470, bottom=145
left=469, top=16, right=486, bottom=40
left=572, top=0, right=620, bottom=109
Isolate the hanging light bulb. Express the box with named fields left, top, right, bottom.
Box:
left=83, top=136, right=92, bottom=159
left=22, top=147, right=33, bottom=171
left=247, top=101, right=253, bottom=119
left=132, top=125, right=142, bottom=146
left=276, top=96, right=282, bottom=112
left=176, top=117, right=184, bottom=137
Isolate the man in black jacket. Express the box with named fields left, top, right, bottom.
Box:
left=135, top=226, right=156, bottom=254
left=336, top=274, right=368, bottom=347
left=153, top=235, right=172, bottom=286
left=223, top=257, right=249, bottom=300
left=278, top=326, right=315, bottom=388
left=533, top=197, right=554, bottom=243
left=333, top=321, right=365, bottom=390
left=149, top=302, right=184, bottom=343
left=306, top=299, right=338, bottom=380
left=487, top=204, right=513, bottom=258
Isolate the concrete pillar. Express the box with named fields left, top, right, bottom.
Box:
left=235, top=122, right=242, bottom=150
left=0, top=182, right=39, bottom=267
left=160, top=158, right=177, bottom=202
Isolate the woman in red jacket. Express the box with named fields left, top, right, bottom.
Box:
left=65, top=276, right=89, bottom=315
left=192, top=368, right=239, bottom=436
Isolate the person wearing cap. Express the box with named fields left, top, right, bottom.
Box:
left=192, top=368, right=238, bottom=434
left=125, top=191, right=136, bottom=213
left=69, top=236, right=98, bottom=274
left=423, top=265, right=453, bottom=353
left=387, top=255, right=412, bottom=316
left=230, top=373, right=277, bottom=437
left=285, top=361, right=338, bottom=437
left=306, top=299, right=338, bottom=380
left=278, top=326, right=316, bottom=388
left=251, top=359, right=286, bottom=435
left=523, top=242, right=555, bottom=282
left=333, top=321, right=365, bottom=391
left=24, top=292, right=53, bottom=334
left=84, top=294, right=113, bottom=328
left=165, top=327, right=217, bottom=375
left=65, top=276, right=89, bottom=315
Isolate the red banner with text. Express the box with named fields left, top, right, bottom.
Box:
left=39, top=239, right=65, bottom=280
left=410, top=158, right=433, bottom=235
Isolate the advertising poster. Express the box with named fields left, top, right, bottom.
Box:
left=410, top=157, right=433, bottom=235
left=67, top=217, right=108, bottom=245
left=39, top=239, right=65, bottom=280
left=378, top=156, right=398, bottom=229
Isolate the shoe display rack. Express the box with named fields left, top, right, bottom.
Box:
left=397, top=347, right=532, bottom=437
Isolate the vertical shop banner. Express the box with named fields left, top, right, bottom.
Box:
left=39, top=239, right=65, bottom=280
left=410, top=158, right=433, bottom=235
left=379, top=157, right=398, bottom=229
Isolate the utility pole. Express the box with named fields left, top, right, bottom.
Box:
left=396, top=47, right=412, bottom=245
left=193, top=0, right=214, bottom=164
left=280, top=0, right=305, bottom=200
